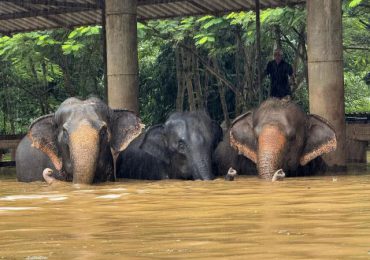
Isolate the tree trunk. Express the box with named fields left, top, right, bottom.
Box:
left=280, top=26, right=308, bottom=93
left=175, top=47, right=185, bottom=111
left=273, top=25, right=282, bottom=51
left=213, top=58, right=230, bottom=127
left=192, top=47, right=203, bottom=110
left=2, top=112, right=6, bottom=133
left=242, top=42, right=258, bottom=110
left=61, top=56, right=76, bottom=97
left=41, top=60, right=50, bottom=114
left=202, top=59, right=210, bottom=108
left=184, top=46, right=195, bottom=111
left=235, top=29, right=244, bottom=115
left=29, top=57, right=46, bottom=114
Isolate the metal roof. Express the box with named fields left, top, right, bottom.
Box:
left=0, top=0, right=305, bottom=35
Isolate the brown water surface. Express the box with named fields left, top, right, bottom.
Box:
left=1, top=166, right=370, bottom=259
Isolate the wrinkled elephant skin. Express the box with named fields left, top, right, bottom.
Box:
left=116, top=111, right=222, bottom=180
left=217, top=98, right=337, bottom=180
left=16, top=97, right=143, bottom=184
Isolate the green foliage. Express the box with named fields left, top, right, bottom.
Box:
left=139, top=45, right=177, bottom=125
left=0, top=3, right=369, bottom=134
left=0, top=26, right=105, bottom=134
left=348, top=0, right=364, bottom=7
left=342, top=0, right=370, bottom=113
left=344, top=72, right=370, bottom=113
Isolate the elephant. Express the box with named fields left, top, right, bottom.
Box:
left=116, top=111, right=223, bottom=180
left=16, top=97, right=143, bottom=184
left=214, top=132, right=257, bottom=178
left=217, top=98, right=337, bottom=180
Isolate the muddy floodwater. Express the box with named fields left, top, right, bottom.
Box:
left=1, top=165, right=370, bottom=259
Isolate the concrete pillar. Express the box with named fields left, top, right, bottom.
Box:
left=306, top=0, right=346, bottom=169
left=105, top=0, right=139, bottom=114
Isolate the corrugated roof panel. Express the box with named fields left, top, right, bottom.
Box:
left=1, top=20, right=20, bottom=31
left=176, top=2, right=204, bottom=14
left=139, top=5, right=164, bottom=20
left=57, top=11, right=101, bottom=26
left=224, top=1, right=246, bottom=10
left=0, top=0, right=305, bottom=34
left=0, top=2, right=28, bottom=14
left=137, top=6, right=153, bottom=20
left=197, top=0, right=224, bottom=12
left=163, top=2, right=195, bottom=16
left=147, top=4, right=173, bottom=18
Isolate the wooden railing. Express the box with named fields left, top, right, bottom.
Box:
left=0, top=134, right=24, bottom=150
left=0, top=134, right=25, bottom=167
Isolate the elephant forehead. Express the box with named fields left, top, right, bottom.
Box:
left=255, top=109, right=305, bottom=135
left=254, top=111, right=287, bottom=129
left=63, top=118, right=106, bottom=134
left=189, top=130, right=206, bottom=145
left=169, top=119, right=208, bottom=140
left=166, top=119, right=187, bottom=136
left=55, top=102, right=109, bottom=124
left=69, top=123, right=99, bottom=148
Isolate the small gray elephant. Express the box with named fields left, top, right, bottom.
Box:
left=16, top=97, right=143, bottom=184
left=116, top=111, right=222, bottom=180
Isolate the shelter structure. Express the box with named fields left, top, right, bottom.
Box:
left=0, top=0, right=346, bottom=168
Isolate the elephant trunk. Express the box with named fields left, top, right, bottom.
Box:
left=257, top=125, right=287, bottom=179
left=192, top=153, right=214, bottom=180
left=70, top=123, right=100, bottom=184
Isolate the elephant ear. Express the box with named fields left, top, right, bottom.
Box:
left=28, top=114, right=62, bottom=171
left=139, top=125, right=170, bottom=165
left=211, top=121, right=223, bottom=149
left=229, top=111, right=258, bottom=164
left=300, top=114, right=337, bottom=166
left=110, top=110, right=144, bottom=155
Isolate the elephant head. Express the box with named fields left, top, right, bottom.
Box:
left=28, top=97, right=143, bottom=184
left=137, top=111, right=222, bottom=180
left=229, top=98, right=337, bottom=179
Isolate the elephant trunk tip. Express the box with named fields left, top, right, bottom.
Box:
left=271, top=169, right=286, bottom=182
left=43, top=168, right=55, bottom=185
left=225, top=167, right=237, bottom=181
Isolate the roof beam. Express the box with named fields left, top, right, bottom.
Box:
left=11, top=2, right=68, bottom=27
left=0, top=0, right=102, bottom=9
left=186, top=1, right=214, bottom=13
left=137, top=0, right=186, bottom=6
left=0, top=7, right=98, bottom=21
left=0, top=29, right=11, bottom=36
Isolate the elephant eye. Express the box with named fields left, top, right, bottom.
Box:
left=178, top=140, right=186, bottom=152
left=99, top=126, right=109, bottom=141
left=62, top=127, right=69, bottom=141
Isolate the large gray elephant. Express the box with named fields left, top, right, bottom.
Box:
left=116, top=111, right=222, bottom=180
left=16, top=97, right=143, bottom=184
left=218, top=98, right=337, bottom=180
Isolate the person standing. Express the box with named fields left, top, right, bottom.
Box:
left=264, top=48, right=295, bottom=98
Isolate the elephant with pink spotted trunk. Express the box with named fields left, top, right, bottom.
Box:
left=16, top=97, right=143, bottom=184
left=216, top=98, right=337, bottom=180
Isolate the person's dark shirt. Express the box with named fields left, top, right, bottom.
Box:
left=265, top=59, right=293, bottom=98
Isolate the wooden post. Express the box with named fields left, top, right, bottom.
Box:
left=101, top=0, right=108, bottom=102
left=306, top=0, right=346, bottom=169
left=255, top=0, right=262, bottom=104
left=105, top=0, right=139, bottom=114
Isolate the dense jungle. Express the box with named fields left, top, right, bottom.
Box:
left=0, top=0, right=369, bottom=134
